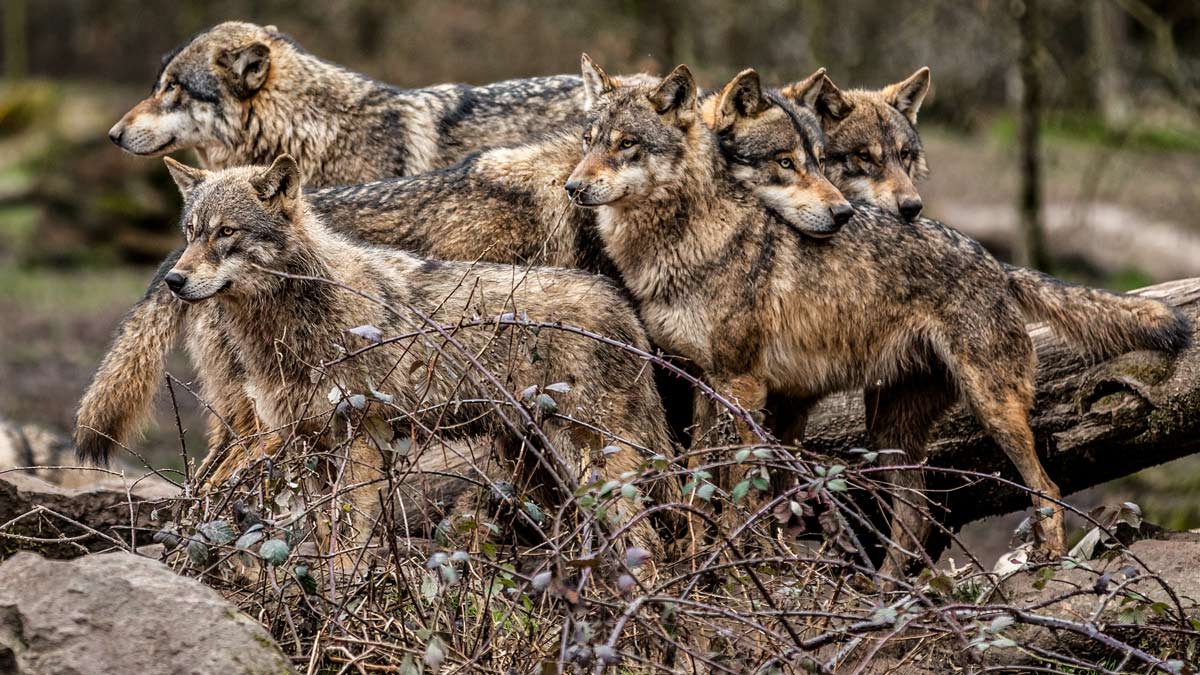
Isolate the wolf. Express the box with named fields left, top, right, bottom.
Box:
left=75, top=58, right=850, bottom=471
left=565, top=60, right=1189, bottom=574
left=781, top=68, right=931, bottom=221
left=154, top=154, right=678, bottom=560
left=108, top=21, right=621, bottom=184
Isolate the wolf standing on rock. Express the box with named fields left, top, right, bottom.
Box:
left=567, top=59, right=1189, bottom=573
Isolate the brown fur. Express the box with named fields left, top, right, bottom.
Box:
left=569, top=62, right=1189, bottom=574
left=161, top=156, right=679, bottom=562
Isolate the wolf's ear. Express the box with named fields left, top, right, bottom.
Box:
left=649, top=64, right=697, bottom=117
left=883, top=67, right=931, bottom=124
left=163, top=157, right=209, bottom=197
left=580, top=53, right=615, bottom=108
left=783, top=69, right=852, bottom=123
left=216, top=42, right=271, bottom=98
left=251, top=155, right=301, bottom=215
left=780, top=68, right=826, bottom=109
left=713, top=69, right=768, bottom=130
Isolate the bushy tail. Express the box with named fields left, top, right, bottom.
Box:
left=1005, top=264, right=1191, bottom=358
left=75, top=254, right=186, bottom=465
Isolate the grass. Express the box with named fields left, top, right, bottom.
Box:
left=0, top=262, right=150, bottom=311
left=989, top=111, right=1200, bottom=155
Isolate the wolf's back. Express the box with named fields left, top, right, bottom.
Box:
left=75, top=256, right=186, bottom=465
left=1004, top=264, right=1190, bottom=358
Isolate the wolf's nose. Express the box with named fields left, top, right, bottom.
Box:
left=107, top=123, right=124, bottom=146
left=830, top=203, right=855, bottom=228
left=163, top=272, right=187, bottom=292
left=898, top=198, right=923, bottom=221
left=564, top=179, right=583, bottom=197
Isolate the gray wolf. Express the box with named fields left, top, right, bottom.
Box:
left=782, top=67, right=931, bottom=221
left=566, top=60, right=1189, bottom=574
left=108, top=21, right=613, bottom=184
left=154, top=154, right=679, bottom=560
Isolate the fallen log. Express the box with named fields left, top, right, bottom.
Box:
left=804, top=277, right=1200, bottom=530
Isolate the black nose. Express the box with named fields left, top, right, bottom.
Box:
left=108, top=128, right=123, bottom=146
left=898, top=198, right=923, bottom=221
left=564, top=179, right=583, bottom=197
left=830, top=203, right=855, bottom=228
left=163, top=272, right=187, bottom=292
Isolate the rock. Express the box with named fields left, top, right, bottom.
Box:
left=0, top=551, right=294, bottom=674
left=0, top=473, right=177, bottom=558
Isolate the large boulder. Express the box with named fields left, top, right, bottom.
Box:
left=0, top=552, right=294, bottom=674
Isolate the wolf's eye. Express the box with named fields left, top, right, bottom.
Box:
left=619, top=138, right=637, bottom=149
left=856, top=150, right=873, bottom=163
left=778, top=158, right=794, bottom=170
left=900, top=147, right=911, bottom=160
left=219, top=227, right=236, bottom=237
left=582, top=131, right=593, bottom=145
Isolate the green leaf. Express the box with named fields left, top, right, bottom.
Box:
left=731, top=480, right=751, bottom=502
left=695, top=482, right=716, bottom=501
left=199, top=520, right=236, bottom=546
left=259, top=539, right=290, bottom=566
left=186, top=537, right=210, bottom=566
left=735, top=448, right=752, bottom=463
left=235, top=527, right=265, bottom=551
left=424, top=636, right=445, bottom=670
left=598, top=480, right=622, bottom=497
left=524, top=501, right=544, bottom=524
left=294, top=564, right=318, bottom=594
left=825, top=478, right=848, bottom=492
left=620, top=483, right=638, bottom=501
left=545, top=382, right=572, bottom=394
left=534, top=393, right=557, bottom=416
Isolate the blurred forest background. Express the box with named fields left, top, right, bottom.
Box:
left=1, top=0, right=1199, bottom=556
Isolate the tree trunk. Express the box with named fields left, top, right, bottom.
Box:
left=803, top=277, right=1200, bottom=530
left=1015, top=0, right=1049, bottom=271
left=3, top=0, right=27, bottom=82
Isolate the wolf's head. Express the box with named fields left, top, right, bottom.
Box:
left=565, top=56, right=703, bottom=209
left=704, top=69, right=852, bottom=237
left=782, top=68, right=930, bottom=221
left=567, top=56, right=850, bottom=237
left=162, top=155, right=303, bottom=301
left=108, top=22, right=280, bottom=157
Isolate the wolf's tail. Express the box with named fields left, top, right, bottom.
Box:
left=1005, top=264, right=1190, bottom=358
left=75, top=251, right=186, bottom=465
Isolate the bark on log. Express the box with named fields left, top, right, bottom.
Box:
left=803, top=277, right=1200, bottom=530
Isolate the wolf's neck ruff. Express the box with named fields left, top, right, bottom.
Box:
left=594, top=116, right=737, bottom=303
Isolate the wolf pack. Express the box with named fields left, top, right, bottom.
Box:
left=75, top=22, right=1190, bottom=580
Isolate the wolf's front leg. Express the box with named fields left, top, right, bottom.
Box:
left=314, top=435, right=386, bottom=577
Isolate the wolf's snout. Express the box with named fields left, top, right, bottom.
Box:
left=898, top=198, right=923, bottom=222
left=107, top=122, right=125, bottom=147
left=564, top=178, right=584, bottom=198
left=830, top=203, right=855, bottom=228
left=163, top=272, right=187, bottom=293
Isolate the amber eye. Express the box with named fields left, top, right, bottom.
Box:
left=620, top=138, right=637, bottom=149
left=900, top=148, right=911, bottom=160
left=582, top=131, right=593, bottom=145
left=778, top=158, right=794, bottom=169
left=856, top=150, right=873, bottom=162
left=219, top=226, right=236, bottom=237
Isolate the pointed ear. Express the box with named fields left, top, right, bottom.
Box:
left=648, top=64, right=698, bottom=116
left=784, top=70, right=852, bottom=123
left=713, top=69, right=768, bottom=130
left=883, top=67, right=931, bottom=124
left=251, top=155, right=301, bottom=214
left=779, top=67, right=826, bottom=109
left=580, top=53, right=615, bottom=108
left=163, top=157, right=209, bottom=197
left=216, top=42, right=271, bottom=98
